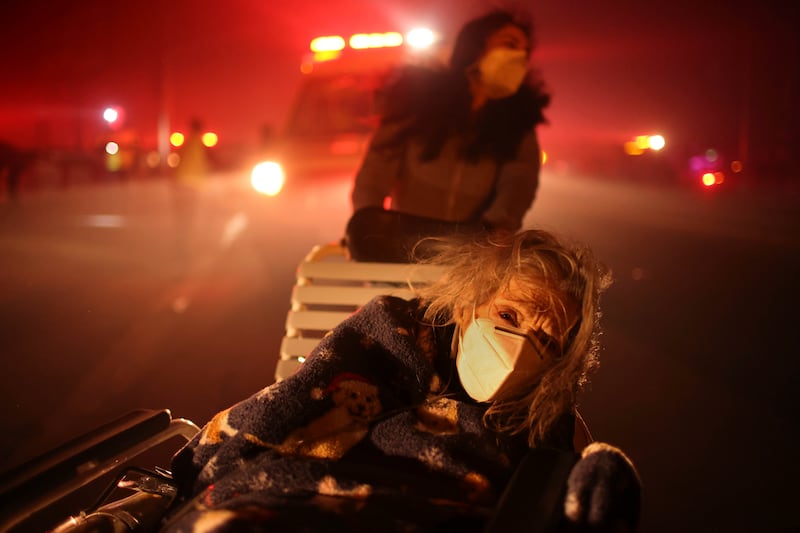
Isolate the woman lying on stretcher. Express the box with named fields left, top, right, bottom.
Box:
left=165, top=229, right=641, bottom=532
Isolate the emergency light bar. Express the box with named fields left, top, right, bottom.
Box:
left=310, top=28, right=435, bottom=53
left=350, top=32, right=403, bottom=50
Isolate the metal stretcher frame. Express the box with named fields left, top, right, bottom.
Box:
left=0, top=409, right=200, bottom=532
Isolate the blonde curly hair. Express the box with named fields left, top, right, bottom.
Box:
left=411, top=229, right=612, bottom=446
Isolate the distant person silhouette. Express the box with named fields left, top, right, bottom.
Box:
left=175, top=118, right=210, bottom=188
left=0, top=141, right=31, bottom=203
left=172, top=119, right=210, bottom=257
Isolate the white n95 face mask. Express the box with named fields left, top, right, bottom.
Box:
left=456, top=313, right=549, bottom=402
left=478, top=48, right=528, bottom=99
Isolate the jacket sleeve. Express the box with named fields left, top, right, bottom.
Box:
left=350, top=118, right=410, bottom=211
left=480, top=128, right=541, bottom=232
left=564, top=442, right=642, bottom=530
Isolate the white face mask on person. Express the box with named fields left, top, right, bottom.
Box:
left=477, top=48, right=528, bottom=99
left=456, top=311, right=549, bottom=402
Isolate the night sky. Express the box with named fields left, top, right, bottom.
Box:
left=1, top=0, right=796, bottom=169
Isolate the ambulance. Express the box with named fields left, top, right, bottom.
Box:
left=250, top=28, right=445, bottom=196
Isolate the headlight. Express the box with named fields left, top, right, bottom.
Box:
left=250, top=161, right=285, bottom=196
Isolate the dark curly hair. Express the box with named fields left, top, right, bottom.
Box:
left=375, top=8, right=551, bottom=164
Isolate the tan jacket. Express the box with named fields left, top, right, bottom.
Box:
left=351, top=120, right=541, bottom=231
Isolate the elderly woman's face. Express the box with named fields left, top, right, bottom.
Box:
left=462, top=279, right=577, bottom=357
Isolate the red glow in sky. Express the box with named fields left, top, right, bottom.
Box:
left=0, top=0, right=796, bottom=170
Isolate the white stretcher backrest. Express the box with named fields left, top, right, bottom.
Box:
left=276, top=242, right=446, bottom=382
left=276, top=242, right=595, bottom=451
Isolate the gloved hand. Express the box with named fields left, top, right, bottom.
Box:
left=563, top=442, right=642, bottom=532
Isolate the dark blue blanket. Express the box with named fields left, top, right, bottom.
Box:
left=165, top=296, right=569, bottom=531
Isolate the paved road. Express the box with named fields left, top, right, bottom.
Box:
left=1, top=171, right=798, bottom=532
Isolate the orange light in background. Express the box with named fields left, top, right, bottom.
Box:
left=170, top=132, right=185, bottom=147
left=714, top=172, right=725, bottom=184
left=201, top=132, right=218, bottom=148
left=329, top=138, right=362, bottom=155
left=145, top=151, right=160, bottom=168
left=310, top=35, right=345, bottom=53
left=624, top=141, right=644, bottom=155
left=625, top=133, right=665, bottom=155
left=311, top=50, right=341, bottom=63
left=730, top=160, right=743, bottom=173
left=167, top=153, right=181, bottom=168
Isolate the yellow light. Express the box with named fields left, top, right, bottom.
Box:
left=201, top=132, right=218, bottom=148
left=349, top=33, right=371, bottom=49
left=312, top=50, right=341, bottom=63
left=106, top=154, right=121, bottom=171
left=250, top=161, right=285, bottom=196
left=170, top=132, right=185, bottom=147
left=541, top=150, right=547, bottom=165
left=381, top=32, right=404, bottom=47
left=624, top=141, right=644, bottom=155
left=634, top=135, right=650, bottom=150
left=310, top=35, right=345, bottom=53
left=701, top=172, right=716, bottom=187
